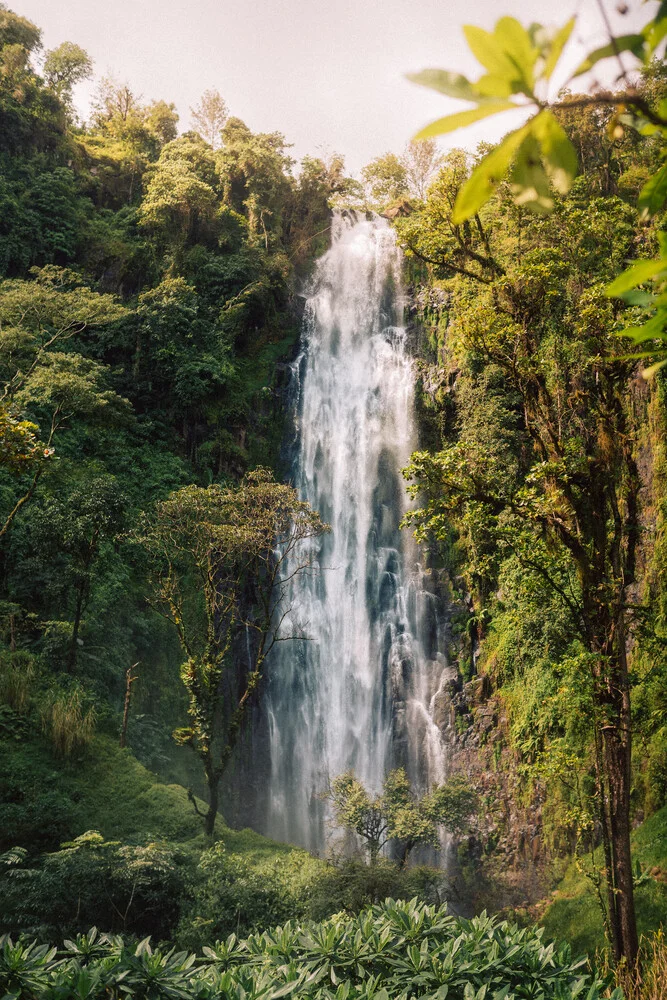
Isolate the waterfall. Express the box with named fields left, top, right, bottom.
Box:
left=264, top=212, right=451, bottom=854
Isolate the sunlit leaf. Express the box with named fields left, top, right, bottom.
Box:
left=531, top=109, right=578, bottom=194
left=606, top=259, right=667, bottom=296
left=464, top=25, right=517, bottom=77
left=642, top=358, right=667, bottom=378
left=494, top=17, right=537, bottom=88
left=414, top=102, right=515, bottom=140
left=644, top=5, right=667, bottom=53
left=452, top=122, right=532, bottom=223
left=638, top=161, right=667, bottom=216
left=406, top=69, right=488, bottom=103
left=510, top=134, right=555, bottom=213
left=541, top=18, right=575, bottom=80
left=572, top=34, right=644, bottom=78
left=475, top=74, right=513, bottom=99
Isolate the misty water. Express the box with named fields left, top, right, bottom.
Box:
left=264, top=212, right=452, bottom=855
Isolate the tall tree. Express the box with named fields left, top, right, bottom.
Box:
left=190, top=88, right=228, bottom=149
left=43, top=42, right=92, bottom=117
left=361, top=152, right=408, bottom=209
left=400, top=139, right=442, bottom=201
left=139, top=469, right=328, bottom=836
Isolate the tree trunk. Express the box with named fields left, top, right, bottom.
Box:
left=205, top=770, right=220, bottom=837
left=67, top=581, right=86, bottom=671
left=603, top=681, right=638, bottom=967
left=119, top=664, right=139, bottom=749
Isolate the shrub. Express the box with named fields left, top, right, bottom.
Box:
left=0, top=899, right=619, bottom=999
left=0, top=651, right=35, bottom=714
left=0, top=831, right=188, bottom=939
left=307, top=857, right=450, bottom=920
left=178, top=844, right=320, bottom=947
left=40, top=686, right=96, bottom=756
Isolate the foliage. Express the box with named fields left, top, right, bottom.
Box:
left=138, top=469, right=328, bottom=834
left=400, top=42, right=667, bottom=963
left=0, top=899, right=618, bottom=1000
left=328, top=769, right=476, bottom=864
left=408, top=8, right=667, bottom=372
left=0, top=830, right=187, bottom=938
left=178, top=844, right=322, bottom=946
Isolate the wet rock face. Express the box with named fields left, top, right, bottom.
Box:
left=431, top=635, right=550, bottom=908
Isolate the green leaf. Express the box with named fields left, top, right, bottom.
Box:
left=510, top=135, right=555, bottom=213
left=615, top=313, right=667, bottom=344
left=452, top=122, right=532, bottom=223
left=494, top=17, right=537, bottom=88
left=572, top=34, right=644, bottom=77
left=606, top=259, right=667, bottom=296
left=474, top=74, right=513, bottom=99
left=531, top=109, right=578, bottom=194
left=644, top=8, right=667, bottom=54
left=414, top=102, right=515, bottom=140
left=406, top=69, right=489, bottom=103
left=541, top=18, right=575, bottom=79
left=464, top=25, right=517, bottom=77
left=638, top=161, right=667, bottom=216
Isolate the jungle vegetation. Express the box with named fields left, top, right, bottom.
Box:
left=1, top=0, right=667, bottom=995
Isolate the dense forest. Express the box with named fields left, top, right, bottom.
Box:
left=1, top=3, right=667, bottom=998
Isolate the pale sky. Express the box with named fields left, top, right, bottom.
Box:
left=16, top=0, right=657, bottom=174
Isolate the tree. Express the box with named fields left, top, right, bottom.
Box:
left=403, top=205, right=643, bottom=964
left=139, top=135, right=218, bottom=246
left=219, top=118, right=294, bottom=244
left=190, top=88, right=228, bottom=149
left=404, top=8, right=667, bottom=969
left=36, top=475, right=127, bottom=670
left=328, top=769, right=476, bottom=865
left=43, top=42, right=92, bottom=116
left=400, top=139, right=442, bottom=201
left=138, top=468, right=329, bottom=836
left=145, top=99, right=178, bottom=147
left=361, top=152, right=408, bottom=209
left=0, top=268, right=127, bottom=538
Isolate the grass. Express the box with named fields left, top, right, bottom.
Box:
left=0, top=729, right=298, bottom=861
left=540, top=805, right=667, bottom=956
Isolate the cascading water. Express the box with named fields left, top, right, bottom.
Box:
left=264, top=212, right=452, bottom=854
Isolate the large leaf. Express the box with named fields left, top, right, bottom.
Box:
left=509, top=135, right=555, bottom=213
left=494, top=17, right=537, bottom=89
left=638, top=161, right=667, bottom=216
left=452, top=122, right=532, bottom=223
left=531, top=109, right=578, bottom=194
left=572, top=34, right=644, bottom=78
left=644, top=5, right=667, bottom=54
left=414, top=102, right=515, bottom=140
left=606, top=258, right=667, bottom=296
left=464, top=25, right=517, bottom=76
left=474, top=74, right=513, bottom=99
left=541, top=18, right=575, bottom=80
left=406, top=69, right=488, bottom=104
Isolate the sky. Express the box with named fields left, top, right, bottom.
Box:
left=16, top=0, right=657, bottom=175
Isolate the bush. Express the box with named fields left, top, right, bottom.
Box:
left=0, top=831, right=188, bottom=939
left=307, top=857, right=450, bottom=920
left=40, top=686, right=96, bottom=757
left=0, top=651, right=35, bottom=715
left=178, top=844, right=320, bottom=947
left=0, top=899, right=618, bottom=1000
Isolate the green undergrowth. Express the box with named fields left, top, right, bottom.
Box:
left=0, top=899, right=617, bottom=1000
left=0, top=729, right=297, bottom=856
left=541, top=806, right=667, bottom=955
